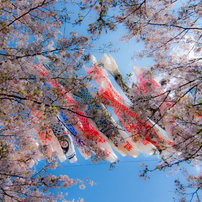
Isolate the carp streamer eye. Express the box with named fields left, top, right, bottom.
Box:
left=61, top=138, right=69, bottom=149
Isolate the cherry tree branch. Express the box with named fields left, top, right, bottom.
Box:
left=0, top=0, right=49, bottom=32
left=147, top=22, right=202, bottom=31
left=0, top=93, right=93, bottom=119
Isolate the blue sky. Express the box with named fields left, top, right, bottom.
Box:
left=43, top=2, right=201, bottom=201
left=51, top=150, right=199, bottom=202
